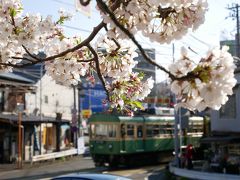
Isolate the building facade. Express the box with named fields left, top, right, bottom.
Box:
left=0, top=66, right=78, bottom=163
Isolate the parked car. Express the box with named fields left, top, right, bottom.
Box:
left=52, top=173, right=132, bottom=180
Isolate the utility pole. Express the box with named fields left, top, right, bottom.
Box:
left=17, top=102, right=24, bottom=169
left=39, top=62, right=43, bottom=155
left=228, top=3, right=240, bottom=58
left=172, top=43, right=180, bottom=167
left=17, top=110, right=22, bottom=168
left=72, top=85, right=78, bottom=148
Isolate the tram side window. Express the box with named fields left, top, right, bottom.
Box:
left=153, top=125, right=160, bottom=136
left=146, top=125, right=161, bottom=137
left=159, top=125, right=165, bottom=134
left=127, top=124, right=134, bottom=138
left=161, top=124, right=173, bottom=135
left=108, top=124, right=117, bottom=138
left=146, top=125, right=153, bottom=137
left=192, top=124, right=203, bottom=133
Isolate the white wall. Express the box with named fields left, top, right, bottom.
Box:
left=25, top=75, right=77, bottom=121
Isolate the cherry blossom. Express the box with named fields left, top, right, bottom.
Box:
left=169, top=46, right=237, bottom=112
left=98, top=0, right=208, bottom=43
left=96, top=35, right=138, bottom=78
left=0, top=0, right=237, bottom=113
left=107, top=72, right=154, bottom=111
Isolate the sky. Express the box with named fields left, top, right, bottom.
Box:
left=21, top=0, right=240, bottom=82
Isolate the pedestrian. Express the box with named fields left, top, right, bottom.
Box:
left=180, top=152, right=186, bottom=168
left=186, top=144, right=194, bottom=169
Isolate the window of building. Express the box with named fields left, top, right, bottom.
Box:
left=219, top=94, right=236, bottom=119
left=44, top=95, right=48, bottom=104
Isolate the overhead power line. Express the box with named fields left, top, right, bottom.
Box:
left=227, top=3, right=240, bottom=58
left=189, top=34, right=212, bottom=47
left=61, top=24, right=92, bottom=33
left=51, top=0, right=74, bottom=7
left=51, top=0, right=99, bottom=14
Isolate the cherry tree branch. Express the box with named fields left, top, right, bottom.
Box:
left=0, top=62, right=25, bottom=68
left=1, top=1, right=122, bottom=70
left=22, top=45, right=42, bottom=61
left=11, top=56, right=36, bottom=63
left=77, top=58, right=95, bottom=63
left=0, top=21, right=105, bottom=69
left=40, top=22, right=105, bottom=62
left=96, top=0, right=175, bottom=80
left=86, top=44, right=110, bottom=100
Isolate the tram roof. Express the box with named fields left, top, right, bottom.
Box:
left=88, top=113, right=176, bottom=123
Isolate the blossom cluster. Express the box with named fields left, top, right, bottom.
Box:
left=0, top=0, right=154, bottom=111
left=99, top=0, right=208, bottom=43
left=45, top=49, right=90, bottom=86
left=0, top=0, right=91, bottom=85
left=94, top=35, right=154, bottom=110
left=0, top=0, right=74, bottom=72
left=169, top=46, right=237, bottom=112
left=0, top=0, right=237, bottom=113
left=44, top=38, right=91, bottom=86
left=96, top=36, right=138, bottom=78
left=107, top=72, right=154, bottom=111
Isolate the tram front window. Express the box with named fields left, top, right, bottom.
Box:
left=95, top=124, right=108, bottom=138
left=91, top=124, right=117, bottom=139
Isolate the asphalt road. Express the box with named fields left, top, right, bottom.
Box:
left=0, top=155, right=171, bottom=180
left=102, top=164, right=169, bottom=180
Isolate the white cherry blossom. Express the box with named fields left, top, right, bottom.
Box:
left=97, top=35, right=138, bottom=78
left=0, top=0, right=237, bottom=113
left=169, top=46, right=237, bottom=112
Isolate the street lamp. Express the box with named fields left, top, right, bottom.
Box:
left=78, top=85, right=85, bottom=137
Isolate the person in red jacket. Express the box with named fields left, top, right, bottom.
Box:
left=186, top=144, right=194, bottom=169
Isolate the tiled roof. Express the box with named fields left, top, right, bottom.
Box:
left=0, top=72, right=35, bottom=84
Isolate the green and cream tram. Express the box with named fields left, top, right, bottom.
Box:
left=88, top=109, right=203, bottom=167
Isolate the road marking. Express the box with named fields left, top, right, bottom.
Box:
left=83, top=156, right=92, bottom=160
left=103, top=165, right=166, bottom=178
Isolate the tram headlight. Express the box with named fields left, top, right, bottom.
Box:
left=90, top=144, right=94, bottom=148
left=108, top=144, right=113, bottom=149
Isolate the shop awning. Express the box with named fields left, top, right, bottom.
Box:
left=0, top=113, right=70, bottom=124
left=0, top=72, right=37, bottom=93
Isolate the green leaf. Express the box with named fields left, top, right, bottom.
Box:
left=9, top=7, right=17, bottom=17
left=138, top=72, right=145, bottom=79
left=56, top=16, right=66, bottom=25
left=132, top=101, right=144, bottom=109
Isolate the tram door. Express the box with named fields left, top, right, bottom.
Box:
left=136, top=124, right=144, bottom=151
left=120, top=124, right=126, bottom=152
left=0, top=133, right=3, bottom=163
